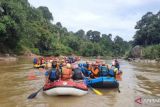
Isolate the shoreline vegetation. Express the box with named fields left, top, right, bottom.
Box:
left=0, top=0, right=130, bottom=57
left=126, top=11, right=160, bottom=61
left=0, top=0, right=159, bottom=61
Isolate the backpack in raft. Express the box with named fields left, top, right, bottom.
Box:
left=100, top=66, right=108, bottom=76
left=49, top=69, right=59, bottom=81
left=72, top=68, right=83, bottom=80
left=108, top=69, right=115, bottom=77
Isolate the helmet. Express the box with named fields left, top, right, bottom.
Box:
left=66, top=63, right=71, bottom=68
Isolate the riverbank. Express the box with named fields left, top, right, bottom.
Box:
left=0, top=54, right=17, bottom=61
left=0, top=53, right=40, bottom=62
left=0, top=52, right=121, bottom=62
left=127, top=58, right=160, bottom=64
left=81, top=56, right=113, bottom=60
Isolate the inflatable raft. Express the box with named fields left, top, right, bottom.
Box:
left=86, top=77, right=119, bottom=88
left=43, top=80, right=88, bottom=96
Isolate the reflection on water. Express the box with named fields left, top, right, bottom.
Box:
left=0, top=58, right=160, bottom=107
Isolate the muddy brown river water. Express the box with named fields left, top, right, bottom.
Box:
left=0, top=58, right=160, bottom=107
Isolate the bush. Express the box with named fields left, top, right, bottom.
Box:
left=143, top=44, right=160, bottom=59
left=31, top=48, right=40, bottom=55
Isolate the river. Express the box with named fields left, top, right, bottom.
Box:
left=0, top=58, right=159, bottom=107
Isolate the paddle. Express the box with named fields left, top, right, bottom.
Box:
left=84, top=77, right=103, bottom=95
left=88, top=86, right=103, bottom=95
left=27, top=87, right=43, bottom=99
left=118, top=87, right=120, bottom=93
left=117, top=83, right=121, bottom=93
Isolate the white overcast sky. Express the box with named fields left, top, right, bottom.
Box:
left=28, top=0, right=160, bottom=41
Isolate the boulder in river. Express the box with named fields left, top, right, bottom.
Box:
left=131, top=45, right=143, bottom=58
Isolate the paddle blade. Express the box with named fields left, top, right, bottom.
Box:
left=92, top=88, right=103, bottom=95
left=27, top=92, right=38, bottom=99
left=89, top=87, right=103, bottom=95
left=118, top=88, right=121, bottom=93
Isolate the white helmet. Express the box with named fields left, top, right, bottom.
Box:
left=66, top=63, right=71, bottom=68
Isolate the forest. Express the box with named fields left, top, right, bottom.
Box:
left=130, top=11, right=160, bottom=59
left=0, top=0, right=130, bottom=57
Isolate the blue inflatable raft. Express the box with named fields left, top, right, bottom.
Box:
left=86, top=77, right=119, bottom=88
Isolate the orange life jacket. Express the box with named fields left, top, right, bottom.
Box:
left=88, top=65, right=92, bottom=71
left=91, top=67, right=100, bottom=78
left=61, top=67, right=72, bottom=80
left=56, top=63, right=60, bottom=70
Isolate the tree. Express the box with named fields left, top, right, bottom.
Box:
left=0, top=0, right=130, bottom=57
left=75, top=29, right=85, bottom=39
left=113, top=36, right=130, bottom=56
left=56, top=22, right=62, bottom=28
left=86, top=30, right=101, bottom=42
left=38, top=6, right=53, bottom=21
left=134, top=11, right=160, bottom=46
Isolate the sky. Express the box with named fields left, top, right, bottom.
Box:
left=28, top=0, right=160, bottom=41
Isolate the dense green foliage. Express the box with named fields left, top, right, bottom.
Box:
left=0, top=0, right=130, bottom=56
left=134, top=11, right=160, bottom=46
left=142, top=44, right=160, bottom=59
left=131, top=11, right=160, bottom=59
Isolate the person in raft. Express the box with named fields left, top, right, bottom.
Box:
left=33, top=58, right=38, bottom=64
left=111, top=59, right=122, bottom=76
left=45, top=63, right=59, bottom=84
left=85, top=61, right=92, bottom=76
left=90, top=63, right=100, bottom=78
left=61, top=63, right=73, bottom=81
left=99, top=62, right=109, bottom=77
left=72, top=64, right=85, bottom=80
left=112, top=59, right=120, bottom=70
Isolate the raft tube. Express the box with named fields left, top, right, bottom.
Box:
left=43, top=80, right=88, bottom=96
left=86, top=77, right=119, bottom=88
